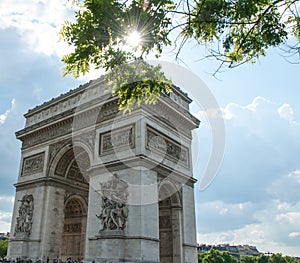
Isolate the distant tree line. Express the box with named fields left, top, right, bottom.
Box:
left=0, top=239, right=8, bottom=258
left=198, top=249, right=300, bottom=263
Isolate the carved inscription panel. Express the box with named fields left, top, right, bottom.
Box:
left=22, top=152, right=45, bottom=176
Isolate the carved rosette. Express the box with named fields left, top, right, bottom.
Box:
left=96, top=174, right=129, bottom=233
left=14, top=194, right=34, bottom=238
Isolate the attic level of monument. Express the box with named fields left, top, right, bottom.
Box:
left=23, top=76, right=195, bottom=129
left=8, top=74, right=200, bottom=263
left=16, top=77, right=199, bottom=150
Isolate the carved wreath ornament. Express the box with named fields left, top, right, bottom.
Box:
left=96, top=174, right=129, bottom=232
left=14, top=194, right=34, bottom=238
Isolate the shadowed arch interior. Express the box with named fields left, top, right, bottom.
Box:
left=61, top=197, right=87, bottom=262
left=55, top=146, right=90, bottom=185
left=55, top=146, right=90, bottom=262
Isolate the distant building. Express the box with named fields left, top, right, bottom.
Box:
left=198, top=243, right=260, bottom=259
left=0, top=232, right=9, bottom=240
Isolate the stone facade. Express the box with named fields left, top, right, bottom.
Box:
left=8, top=75, right=199, bottom=263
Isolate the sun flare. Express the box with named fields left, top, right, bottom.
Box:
left=126, top=30, right=141, bottom=48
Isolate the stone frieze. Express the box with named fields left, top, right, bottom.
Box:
left=22, top=152, right=45, bottom=176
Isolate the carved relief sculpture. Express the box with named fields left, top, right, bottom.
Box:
left=14, top=194, right=34, bottom=238
left=100, top=125, right=134, bottom=155
left=22, top=153, right=44, bottom=176
left=96, top=174, right=129, bottom=232
left=146, top=126, right=189, bottom=167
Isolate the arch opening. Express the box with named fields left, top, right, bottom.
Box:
left=61, top=197, right=87, bottom=262
left=158, top=182, right=182, bottom=263
left=54, top=146, right=90, bottom=262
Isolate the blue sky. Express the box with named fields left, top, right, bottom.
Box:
left=0, top=0, right=299, bottom=257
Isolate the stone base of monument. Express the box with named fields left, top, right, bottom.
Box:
left=96, top=229, right=126, bottom=237
left=85, top=235, right=160, bottom=263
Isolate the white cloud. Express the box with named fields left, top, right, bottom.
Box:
left=222, top=96, right=274, bottom=120
left=0, top=0, right=75, bottom=57
left=196, top=200, right=258, bottom=233
left=0, top=211, right=12, bottom=233
left=0, top=197, right=13, bottom=232
left=197, top=199, right=300, bottom=256
left=267, top=170, right=300, bottom=203
left=196, top=97, right=300, bottom=257
left=278, top=103, right=294, bottom=123
left=276, top=212, right=300, bottom=224
left=246, top=96, right=272, bottom=112
left=197, top=224, right=300, bottom=256
left=0, top=99, right=15, bottom=124
left=288, top=232, right=300, bottom=238
left=0, top=196, right=14, bottom=204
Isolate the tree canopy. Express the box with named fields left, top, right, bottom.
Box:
left=198, top=249, right=238, bottom=263
left=0, top=239, right=8, bottom=258
left=198, top=250, right=300, bottom=263
left=61, top=0, right=300, bottom=77
left=60, top=0, right=300, bottom=110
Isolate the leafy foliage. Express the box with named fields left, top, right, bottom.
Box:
left=61, top=0, right=300, bottom=75
left=60, top=0, right=175, bottom=77
left=198, top=250, right=300, bottom=263
left=199, top=249, right=238, bottom=263
left=60, top=0, right=299, bottom=109
left=105, top=60, right=172, bottom=113
left=257, top=254, right=270, bottom=263
left=0, top=239, right=8, bottom=258
left=240, top=255, right=256, bottom=263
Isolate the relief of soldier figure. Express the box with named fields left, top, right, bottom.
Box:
left=14, top=194, right=34, bottom=237
left=96, top=174, right=129, bottom=231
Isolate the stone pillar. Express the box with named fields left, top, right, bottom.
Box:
left=172, top=207, right=183, bottom=263
left=8, top=186, right=65, bottom=261
left=39, top=186, right=65, bottom=260
left=85, top=168, right=160, bottom=262
left=182, top=185, right=198, bottom=263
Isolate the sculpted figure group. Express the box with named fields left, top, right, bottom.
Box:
left=97, top=174, right=129, bottom=231
left=14, top=194, right=34, bottom=237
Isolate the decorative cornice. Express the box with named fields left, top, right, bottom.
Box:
left=14, top=177, right=89, bottom=193
left=24, top=76, right=106, bottom=127
left=89, top=235, right=159, bottom=242
left=88, top=155, right=197, bottom=186
left=17, top=117, right=73, bottom=149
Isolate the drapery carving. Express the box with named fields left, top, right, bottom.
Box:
left=14, top=194, right=34, bottom=238
left=96, top=174, right=129, bottom=232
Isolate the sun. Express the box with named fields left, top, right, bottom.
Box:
left=126, top=30, right=141, bottom=48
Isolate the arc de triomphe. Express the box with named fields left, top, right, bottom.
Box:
left=7, top=74, right=199, bottom=263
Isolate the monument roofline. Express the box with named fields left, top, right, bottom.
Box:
left=24, top=77, right=192, bottom=117
left=24, top=75, right=105, bottom=117
left=22, top=75, right=196, bottom=129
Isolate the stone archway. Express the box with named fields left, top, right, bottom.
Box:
left=158, top=182, right=182, bottom=263
left=8, top=77, right=199, bottom=262
left=61, top=197, right=87, bottom=262
left=53, top=146, right=90, bottom=262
